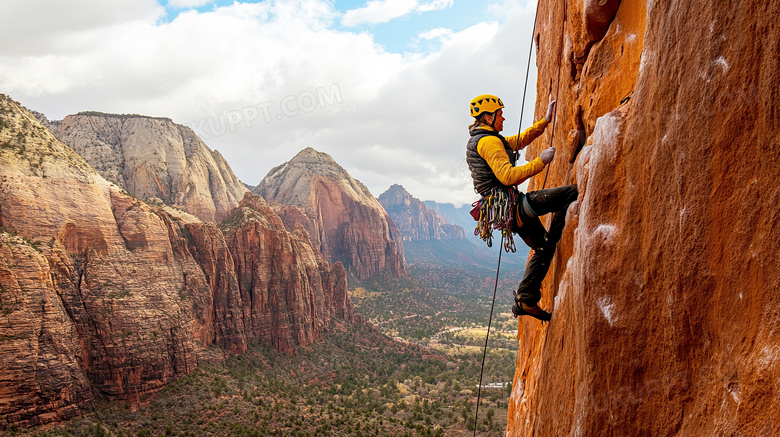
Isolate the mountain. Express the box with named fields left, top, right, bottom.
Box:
left=38, top=111, right=247, bottom=223
left=378, top=184, right=465, bottom=241
left=423, top=200, right=479, bottom=238
left=507, top=0, right=780, bottom=435
left=254, top=147, right=406, bottom=282
left=0, top=96, right=355, bottom=427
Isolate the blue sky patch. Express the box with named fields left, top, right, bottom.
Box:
left=159, top=0, right=501, bottom=54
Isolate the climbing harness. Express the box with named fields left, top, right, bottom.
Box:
left=472, top=187, right=518, bottom=253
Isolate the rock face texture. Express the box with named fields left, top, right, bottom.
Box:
left=378, top=184, right=465, bottom=241
left=221, top=193, right=356, bottom=353
left=45, top=112, right=247, bottom=223
left=507, top=0, right=780, bottom=435
left=255, top=147, right=406, bottom=281
left=0, top=96, right=355, bottom=428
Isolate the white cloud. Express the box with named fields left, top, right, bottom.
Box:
left=417, top=0, right=454, bottom=13
left=0, top=0, right=165, bottom=56
left=342, top=0, right=417, bottom=26
left=341, top=0, right=453, bottom=27
left=167, top=0, right=214, bottom=9
left=418, top=27, right=452, bottom=41
left=0, top=0, right=540, bottom=207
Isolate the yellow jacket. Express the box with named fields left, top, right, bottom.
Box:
left=476, top=118, right=549, bottom=186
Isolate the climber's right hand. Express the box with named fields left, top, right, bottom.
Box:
left=545, top=100, right=557, bottom=122
left=540, top=147, right=556, bottom=164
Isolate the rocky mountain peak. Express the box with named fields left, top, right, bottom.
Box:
left=255, top=147, right=406, bottom=281
left=261, top=147, right=372, bottom=204
left=0, top=94, right=99, bottom=184
left=290, top=146, right=340, bottom=169
left=267, top=147, right=347, bottom=183
left=380, top=184, right=412, bottom=205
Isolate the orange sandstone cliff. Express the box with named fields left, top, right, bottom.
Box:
left=508, top=0, right=780, bottom=435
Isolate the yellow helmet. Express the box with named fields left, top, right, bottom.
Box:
left=469, top=94, right=504, bottom=118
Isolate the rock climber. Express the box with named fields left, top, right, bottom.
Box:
left=466, top=94, right=578, bottom=321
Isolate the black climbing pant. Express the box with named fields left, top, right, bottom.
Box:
left=514, top=184, right=578, bottom=305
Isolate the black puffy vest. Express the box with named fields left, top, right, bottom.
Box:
left=466, top=128, right=515, bottom=195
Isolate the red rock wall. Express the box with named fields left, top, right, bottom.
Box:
left=508, top=0, right=780, bottom=435
left=0, top=96, right=356, bottom=427
left=0, top=234, right=94, bottom=425
left=224, top=193, right=356, bottom=354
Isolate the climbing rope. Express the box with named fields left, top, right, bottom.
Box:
left=472, top=1, right=544, bottom=434
left=541, top=0, right=567, bottom=190
left=472, top=233, right=503, bottom=435
left=473, top=0, right=568, bottom=433
left=513, top=0, right=540, bottom=164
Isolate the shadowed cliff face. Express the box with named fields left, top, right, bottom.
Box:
left=0, top=96, right=355, bottom=428
left=507, top=0, right=780, bottom=435
left=46, top=112, right=248, bottom=223
left=255, top=147, right=406, bottom=281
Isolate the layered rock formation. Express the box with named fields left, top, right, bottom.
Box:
left=42, top=112, right=247, bottom=223
left=221, top=193, right=356, bottom=353
left=254, top=147, right=406, bottom=281
left=0, top=96, right=355, bottom=428
left=508, top=0, right=780, bottom=435
left=378, top=184, right=465, bottom=241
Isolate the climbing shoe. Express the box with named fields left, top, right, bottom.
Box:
left=512, top=302, right=552, bottom=322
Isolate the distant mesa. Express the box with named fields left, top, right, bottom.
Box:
left=75, top=111, right=173, bottom=121
left=379, top=184, right=527, bottom=273
left=41, top=111, right=248, bottom=223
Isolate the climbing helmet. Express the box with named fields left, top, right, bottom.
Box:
left=470, top=94, right=504, bottom=118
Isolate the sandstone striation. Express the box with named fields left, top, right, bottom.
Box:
left=221, top=193, right=356, bottom=354
left=0, top=96, right=356, bottom=428
left=378, top=184, right=466, bottom=241
left=254, top=147, right=406, bottom=281
left=507, top=0, right=780, bottom=435
left=47, top=112, right=247, bottom=223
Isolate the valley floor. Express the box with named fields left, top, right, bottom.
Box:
left=15, top=321, right=513, bottom=437
left=15, top=266, right=520, bottom=437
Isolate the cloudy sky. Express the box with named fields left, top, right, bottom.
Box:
left=1, top=0, right=541, bottom=206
